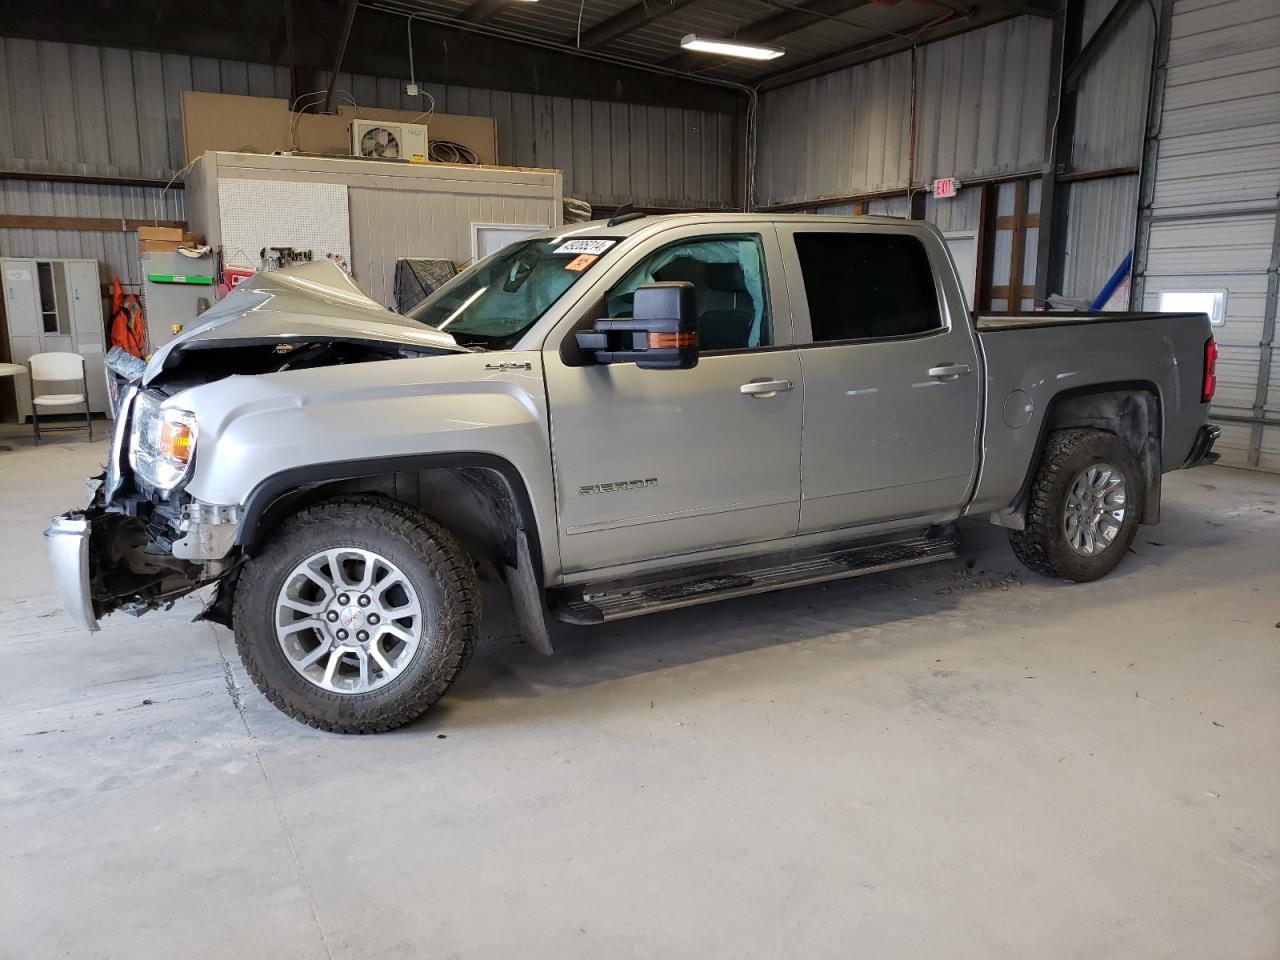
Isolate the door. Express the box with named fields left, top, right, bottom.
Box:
left=777, top=225, right=982, bottom=534
left=544, top=227, right=803, bottom=575
left=3, top=259, right=41, bottom=418
left=2, top=258, right=41, bottom=342
left=66, top=260, right=108, bottom=414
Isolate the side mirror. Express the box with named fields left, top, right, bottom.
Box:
left=575, top=281, right=698, bottom=369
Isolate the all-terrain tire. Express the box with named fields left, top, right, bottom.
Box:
left=1009, top=428, right=1144, bottom=582
left=232, top=496, right=480, bottom=733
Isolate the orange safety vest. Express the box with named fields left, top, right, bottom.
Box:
left=109, top=279, right=146, bottom=358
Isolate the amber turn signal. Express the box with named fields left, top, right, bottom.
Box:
left=160, top=419, right=195, bottom=463
left=647, top=331, right=697, bottom=349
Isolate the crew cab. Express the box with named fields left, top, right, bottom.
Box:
left=45, top=213, right=1220, bottom=733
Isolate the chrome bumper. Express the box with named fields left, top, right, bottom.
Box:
left=44, top=514, right=99, bottom=632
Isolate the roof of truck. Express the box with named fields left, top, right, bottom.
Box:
left=540, top=211, right=927, bottom=241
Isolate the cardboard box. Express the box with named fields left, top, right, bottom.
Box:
left=137, top=226, right=184, bottom=243
left=139, top=232, right=202, bottom=254
left=181, top=91, right=499, bottom=167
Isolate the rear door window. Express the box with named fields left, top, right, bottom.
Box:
left=793, top=232, right=943, bottom=343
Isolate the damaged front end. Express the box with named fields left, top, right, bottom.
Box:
left=45, top=374, right=220, bottom=631
left=45, top=260, right=467, bottom=632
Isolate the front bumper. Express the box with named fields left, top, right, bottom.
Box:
left=1183, top=423, right=1221, bottom=468
left=44, top=514, right=99, bottom=632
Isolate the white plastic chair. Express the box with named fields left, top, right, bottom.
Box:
left=28, top=352, right=93, bottom=444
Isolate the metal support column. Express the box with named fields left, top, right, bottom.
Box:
left=1247, top=212, right=1280, bottom=465
left=322, top=0, right=361, bottom=114
left=1035, top=0, right=1084, bottom=306
left=1131, top=0, right=1175, bottom=311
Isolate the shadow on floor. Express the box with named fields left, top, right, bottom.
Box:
left=428, top=495, right=1256, bottom=728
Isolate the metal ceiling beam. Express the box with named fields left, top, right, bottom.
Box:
left=1063, top=0, right=1145, bottom=91
left=321, top=0, right=360, bottom=112
left=968, top=0, right=1060, bottom=17
left=664, top=0, right=874, bottom=71
left=0, top=0, right=743, bottom=111
left=754, top=7, right=1009, bottom=90
left=576, top=0, right=704, bottom=50
left=458, top=0, right=520, bottom=23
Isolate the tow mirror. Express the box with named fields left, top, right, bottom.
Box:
left=575, top=281, right=698, bottom=370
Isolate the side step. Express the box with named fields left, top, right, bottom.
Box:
left=551, top=527, right=959, bottom=624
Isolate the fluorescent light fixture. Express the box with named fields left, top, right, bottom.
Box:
left=680, top=33, right=785, bottom=61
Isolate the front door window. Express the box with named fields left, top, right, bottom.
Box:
left=605, top=235, right=772, bottom=352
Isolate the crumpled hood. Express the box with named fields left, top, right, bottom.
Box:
left=144, top=260, right=462, bottom=384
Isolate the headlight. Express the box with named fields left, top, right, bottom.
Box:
left=129, top=392, right=198, bottom=493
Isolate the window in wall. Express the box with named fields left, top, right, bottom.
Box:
left=792, top=232, right=943, bottom=343
left=606, top=234, right=772, bottom=351
left=981, top=178, right=1041, bottom=312
left=1158, top=290, right=1227, bottom=326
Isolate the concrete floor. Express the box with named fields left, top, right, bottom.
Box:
left=1, top=421, right=1277, bottom=960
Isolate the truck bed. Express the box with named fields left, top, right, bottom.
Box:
left=966, top=309, right=1213, bottom=516
left=972, top=316, right=1203, bottom=335
left=975, top=310, right=1205, bottom=332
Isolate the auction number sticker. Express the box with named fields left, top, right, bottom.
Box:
left=564, top=254, right=599, bottom=272
left=555, top=238, right=617, bottom=256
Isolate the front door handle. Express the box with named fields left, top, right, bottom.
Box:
left=927, top=363, right=972, bottom=381
left=740, top=378, right=794, bottom=398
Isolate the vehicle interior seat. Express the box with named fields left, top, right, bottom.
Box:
left=652, top=257, right=757, bottom=350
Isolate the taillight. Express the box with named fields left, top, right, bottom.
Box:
left=1202, top=336, right=1217, bottom=403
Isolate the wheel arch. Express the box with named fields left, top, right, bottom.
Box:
left=1021, top=381, right=1164, bottom=525
left=236, top=453, right=545, bottom=584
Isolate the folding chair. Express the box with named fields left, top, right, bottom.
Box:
left=29, top=352, right=93, bottom=445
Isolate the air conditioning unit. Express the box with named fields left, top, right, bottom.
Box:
left=349, top=121, right=428, bottom=163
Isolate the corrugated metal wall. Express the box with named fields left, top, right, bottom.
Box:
left=753, top=4, right=1157, bottom=307
left=1059, top=0, right=1156, bottom=302
left=1136, top=0, right=1280, bottom=470
left=755, top=17, right=1054, bottom=208
left=0, top=180, right=184, bottom=289
left=0, top=36, right=736, bottom=307
left=0, top=36, right=735, bottom=204
left=1062, top=174, right=1141, bottom=302
left=1074, top=0, right=1156, bottom=171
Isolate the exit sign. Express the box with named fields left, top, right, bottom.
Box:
left=932, top=177, right=960, bottom=198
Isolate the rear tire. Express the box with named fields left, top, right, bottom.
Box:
left=1009, top=428, right=1144, bottom=582
left=232, top=496, right=480, bottom=733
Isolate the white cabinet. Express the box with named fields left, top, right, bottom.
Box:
left=2, top=257, right=108, bottom=420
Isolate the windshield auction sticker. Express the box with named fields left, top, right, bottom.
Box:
left=555, top=238, right=617, bottom=256
left=564, top=254, right=599, bottom=272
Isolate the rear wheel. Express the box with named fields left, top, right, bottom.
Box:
left=233, top=496, right=480, bottom=733
left=1009, top=428, right=1144, bottom=582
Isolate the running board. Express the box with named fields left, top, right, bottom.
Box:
left=551, top=528, right=959, bottom=624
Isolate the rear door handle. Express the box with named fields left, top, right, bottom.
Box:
left=927, top=363, right=972, bottom=380
left=740, top=378, right=794, bottom=398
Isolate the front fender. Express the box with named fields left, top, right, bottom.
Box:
left=176, top=351, right=561, bottom=580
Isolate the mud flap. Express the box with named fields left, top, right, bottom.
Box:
left=505, top=529, right=553, bottom=655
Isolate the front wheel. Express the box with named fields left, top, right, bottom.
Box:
left=232, top=496, right=480, bottom=733
left=1009, top=428, right=1144, bottom=582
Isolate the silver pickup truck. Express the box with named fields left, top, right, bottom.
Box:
left=46, top=213, right=1220, bottom=733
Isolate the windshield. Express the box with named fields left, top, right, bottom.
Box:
left=408, top=237, right=617, bottom=349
